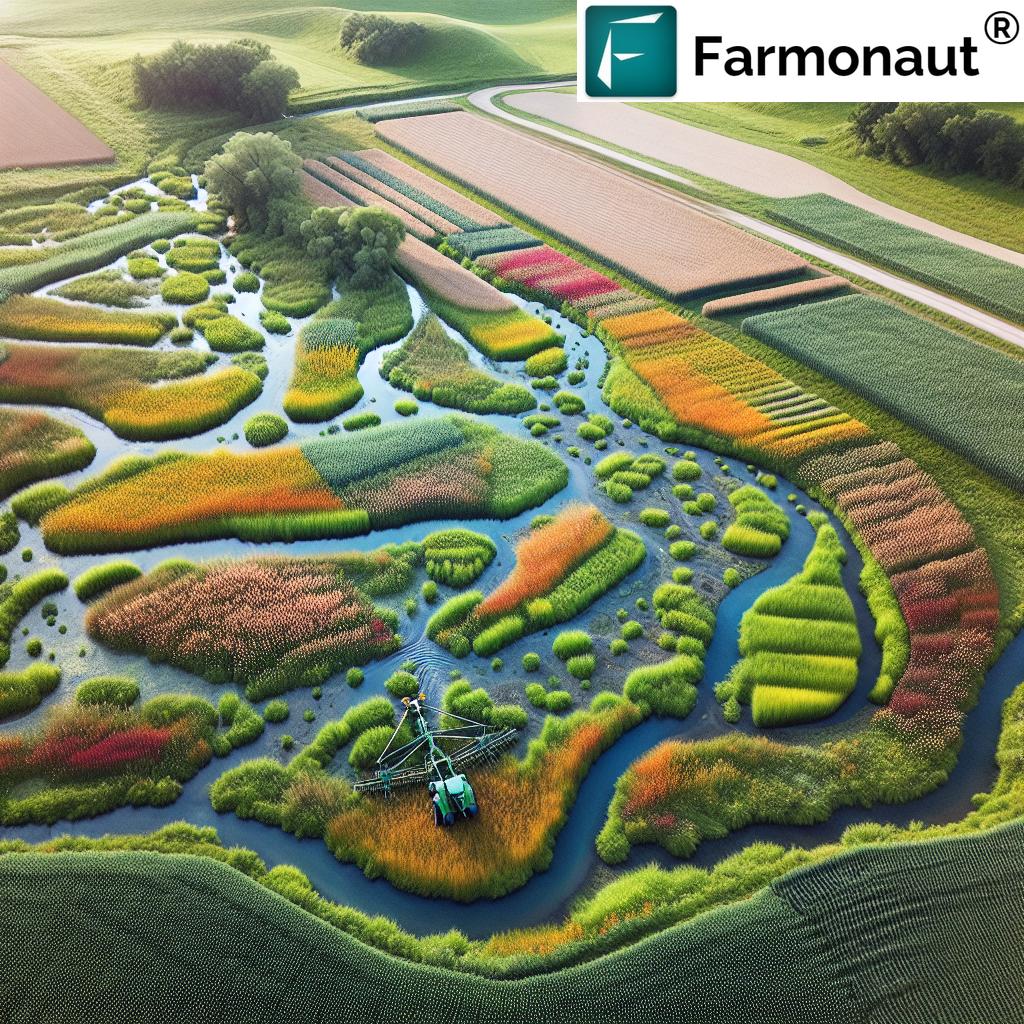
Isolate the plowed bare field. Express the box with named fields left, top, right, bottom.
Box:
left=377, top=111, right=806, bottom=298
left=0, top=58, right=114, bottom=171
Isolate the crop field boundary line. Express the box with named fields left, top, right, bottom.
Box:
left=467, top=84, right=1024, bottom=350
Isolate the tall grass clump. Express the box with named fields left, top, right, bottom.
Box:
left=73, top=561, right=143, bottom=602
left=0, top=408, right=95, bottom=501
left=0, top=664, right=60, bottom=719
left=0, top=295, right=174, bottom=346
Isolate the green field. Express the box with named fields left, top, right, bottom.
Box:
left=639, top=101, right=1024, bottom=253
left=4, top=821, right=1024, bottom=1022
left=0, top=1, right=574, bottom=202
left=771, top=194, right=1024, bottom=324
left=743, top=295, right=1024, bottom=491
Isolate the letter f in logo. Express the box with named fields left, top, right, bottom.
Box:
left=585, top=6, right=677, bottom=98
left=597, top=12, right=664, bottom=88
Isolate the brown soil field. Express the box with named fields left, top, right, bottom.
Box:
left=377, top=111, right=806, bottom=299
left=396, top=235, right=515, bottom=312
left=0, top=57, right=114, bottom=171
left=701, top=276, right=849, bottom=317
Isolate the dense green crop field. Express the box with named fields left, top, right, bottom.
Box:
left=771, top=194, right=1024, bottom=324
left=4, top=821, right=1024, bottom=1022
left=744, top=295, right=1024, bottom=490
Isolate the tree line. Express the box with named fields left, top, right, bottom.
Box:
left=851, top=102, right=1024, bottom=188
left=132, top=39, right=299, bottom=123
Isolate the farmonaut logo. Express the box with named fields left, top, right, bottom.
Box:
left=584, top=6, right=677, bottom=96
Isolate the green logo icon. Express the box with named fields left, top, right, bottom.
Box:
left=584, top=6, right=677, bottom=97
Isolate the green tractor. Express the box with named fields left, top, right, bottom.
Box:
left=353, top=693, right=517, bottom=826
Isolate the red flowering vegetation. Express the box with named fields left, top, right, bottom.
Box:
left=801, top=439, right=998, bottom=752
left=65, top=724, right=173, bottom=773
left=86, top=554, right=404, bottom=700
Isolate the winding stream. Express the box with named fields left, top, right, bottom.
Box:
left=2, top=197, right=1019, bottom=939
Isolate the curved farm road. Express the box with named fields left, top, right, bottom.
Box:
left=466, top=83, right=1024, bottom=348
left=504, top=89, right=1024, bottom=267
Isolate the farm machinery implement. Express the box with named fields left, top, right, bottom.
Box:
left=353, top=694, right=518, bottom=826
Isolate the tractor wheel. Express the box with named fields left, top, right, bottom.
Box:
left=444, top=811, right=455, bottom=826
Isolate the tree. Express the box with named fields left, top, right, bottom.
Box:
left=300, top=205, right=405, bottom=287
left=849, top=102, right=898, bottom=146
left=241, top=61, right=300, bottom=122
left=339, top=13, right=427, bottom=66
left=132, top=39, right=297, bottom=122
left=203, top=132, right=302, bottom=233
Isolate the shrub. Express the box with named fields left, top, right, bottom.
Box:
left=73, top=561, right=142, bottom=602
left=385, top=670, right=420, bottom=698
left=160, top=272, right=210, bottom=306
left=552, top=630, right=593, bottom=660
left=347, top=668, right=364, bottom=688
left=244, top=413, right=288, bottom=448
left=673, top=459, right=702, bottom=482
left=263, top=699, right=289, bottom=723
left=669, top=540, right=697, bottom=561
left=525, top=347, right=567, bottom=378
left=340, top=12, right=427, bottom=66
left=724, top=568, right=742, bottom=588
left=394, top=398, right=418, bottom=416
left=423, top=528, right=496, bottom=588
left=522, top=652, right=541, bottom=672
left=624, top=655, right=702, bottom=717
left=343, top=412, right=381, bottom=431
left=638, top=508, right=670, bottom=528
left=260, top=310, right=290, bottom=334
left=621, top=621, right=643, bottom=641
left=75, top=676, right=139, bottom=707
left=566, top=654, right=596, bottom=680
left=700, top=522, right=718, bottom=540
left=234, top=271, right=260, bottom=293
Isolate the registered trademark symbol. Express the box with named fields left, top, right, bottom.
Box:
left=985, top=10, right=1019, bottom=43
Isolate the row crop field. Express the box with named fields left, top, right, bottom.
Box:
left=376, top=111, right=806, bottom=299
left=744, top=295, right=1024, bottom=490
left=701, top=275, right=849, bottom=318
left=35, top=416, right=568, bottom=553
left=771, top=194, right=1024, bottom=325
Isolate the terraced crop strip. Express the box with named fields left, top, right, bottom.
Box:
left=771, top=194, right=1024, bottom=324
left=38, top=416, right=568, bottom=553
left=351, top=148, right=505, bottom=229
left=723, top=523, right=861, bottom=726
left=301, top=160, right=437, bottom=241
left=744, top=295, right=1024, bottom=490
left=701, top=275, right=849, bottom=317
left=395, top=236, right=518, bottom=312
left=376, top=111, right=807, bottom=299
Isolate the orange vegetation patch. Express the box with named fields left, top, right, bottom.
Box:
left=41, top=447, right=342, bottom=543
left=376, top=110, right=806, bottom=299
left=0, top=58, right=114, bottom=171
left=476, top=504, right=613, bottom=618
left=325, top=700, right=643, bottom=900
